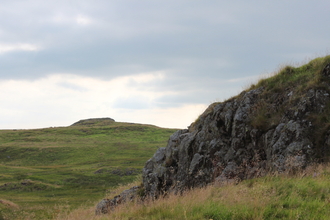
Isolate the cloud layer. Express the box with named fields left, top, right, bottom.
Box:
left=1, top=1, right=330, bottom=129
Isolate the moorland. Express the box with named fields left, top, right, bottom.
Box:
left=0, top=119, right=177, bottom=219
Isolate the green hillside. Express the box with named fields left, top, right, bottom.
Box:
left=0, top=121, right=177, bottom=219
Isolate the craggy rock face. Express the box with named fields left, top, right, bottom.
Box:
left=142, top=66, right=330, bottom=198
left=96, top=60, right=330, bottom=214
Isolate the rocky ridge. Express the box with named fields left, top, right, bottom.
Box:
left=96, top=56, right=330, bottom=214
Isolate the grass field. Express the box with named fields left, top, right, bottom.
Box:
left=0, top=121, right=177, bottom=219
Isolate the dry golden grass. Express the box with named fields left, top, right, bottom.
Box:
left=55, top=206, right=98, bottom=220
left=57, top=182, right=269, bottom=220
left=0, top=199, right=19, bottom=209
left=55, top=163, right=330, bottom=220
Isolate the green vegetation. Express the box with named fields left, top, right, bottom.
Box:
left=249, top=56, right=330, bottom=95
left=247, top=55, right=330, bottom=131
left=0, top=121, right=177, bottom=219
left=61, top=164, right=330, bottom=220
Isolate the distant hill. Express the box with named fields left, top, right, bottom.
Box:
left=0, top=120, right=177, bottom=219
left=70, top=117, right=115, bottom=126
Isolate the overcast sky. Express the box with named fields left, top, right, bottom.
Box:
left=1, top=0, right=330, bottom=129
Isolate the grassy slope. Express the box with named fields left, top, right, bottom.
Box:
left=0, top=122, right=177, bottom=219
left=56, top=164, right=330, bottom=220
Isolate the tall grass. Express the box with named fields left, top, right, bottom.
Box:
left=58, top=163, right=330, bottom=220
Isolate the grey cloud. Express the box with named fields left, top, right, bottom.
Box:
left=2, top=0, right=330, bottom=129
left=154, top=83, right=242, bottom=108
left=1, top=1, right=330, bottom=86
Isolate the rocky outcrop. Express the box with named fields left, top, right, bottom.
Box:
left=71, top=118, right=115, bottom=126
left=95, top=186, right=141, bottom=214
left=96, top=58, right=330, bottom=214
left=142, top=61, right=330, bottom=198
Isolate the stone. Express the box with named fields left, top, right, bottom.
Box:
left=95, top=186, right=140, bottom=215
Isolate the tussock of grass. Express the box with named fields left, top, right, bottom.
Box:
left=245, top=56, right=330, bottom=132
left=59, top=163, right=330, bottom=220
left=248, top=55, right=330, bottom=93
left=0, top=199, right=19, bottom=209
